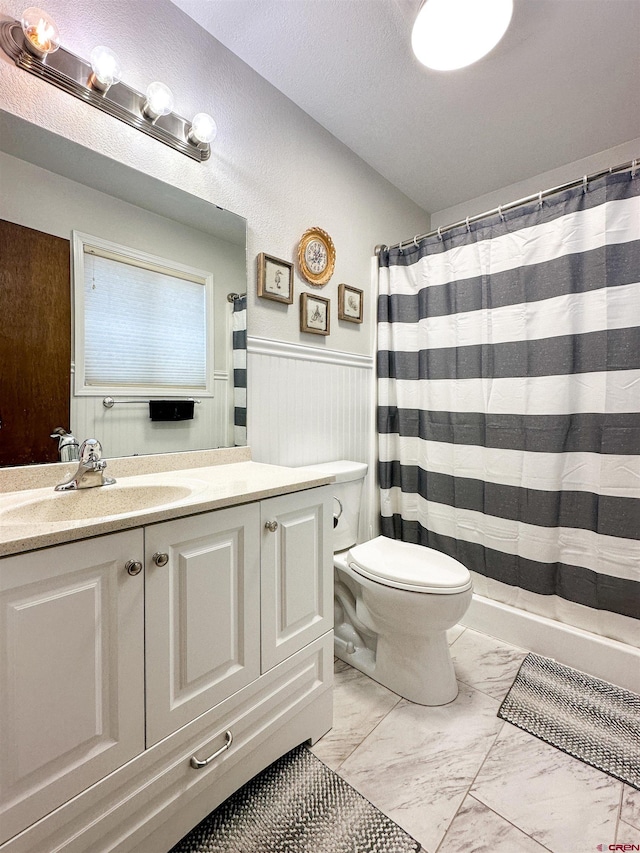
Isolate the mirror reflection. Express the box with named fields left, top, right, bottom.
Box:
left=0, top=111, right=247, bottom=467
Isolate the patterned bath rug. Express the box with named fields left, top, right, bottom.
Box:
left=170, top=744, right=422, bottom=853
left=498, top=653, right=640, bottom=789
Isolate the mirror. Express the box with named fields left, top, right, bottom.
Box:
left=0, top=110, right=247, bottom=467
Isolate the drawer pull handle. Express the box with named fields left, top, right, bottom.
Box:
left=153, top=552, right=169, bottom=567
left=190, top=730, right=233, bottom=769
left=264, top=520, right=278, bottom=532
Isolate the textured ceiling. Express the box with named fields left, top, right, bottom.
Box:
left=171, top=0, right=640, bottom=214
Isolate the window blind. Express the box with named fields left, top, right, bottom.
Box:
left=83, top=251, right=207, bottom=389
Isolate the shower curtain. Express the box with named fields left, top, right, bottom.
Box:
left=378, top=171, right=640, bottom=634
left=232, top=294, right=247, bottom=445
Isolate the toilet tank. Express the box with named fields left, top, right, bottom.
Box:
left=303, top=460, right=368, bottom=552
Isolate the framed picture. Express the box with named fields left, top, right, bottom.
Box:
left=300, top=293, right=330, bottom=336
left=257, top=253, right=294, bottom=304
left=338, top=284, right=363, bottom=324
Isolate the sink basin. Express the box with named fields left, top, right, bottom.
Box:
left=1, top=484, right=195, bottom=524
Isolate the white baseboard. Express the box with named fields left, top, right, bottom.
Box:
left=462, top=594, right=640, bottom=694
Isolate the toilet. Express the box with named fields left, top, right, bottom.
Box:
left=310, top=460, right=472, bottom=706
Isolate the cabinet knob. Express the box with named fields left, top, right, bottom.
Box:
left=264, top=520, right=278, bottom=532
left=152, top=552, right=169, bottom=567
left=125, top=559, right=143, bottom=576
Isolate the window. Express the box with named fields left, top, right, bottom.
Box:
left=73, top=233, right=214, bottom=396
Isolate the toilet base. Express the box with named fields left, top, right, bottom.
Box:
left=334, top=632, right=376, bottom=675
left=334, top=630, right=459, bottom=705
left=375, top=630, right=459, bottom=705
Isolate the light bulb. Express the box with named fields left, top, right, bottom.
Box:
left=142, top=81, right=174, bottom=120
left=89, top=45, right=122, bottom=93
left=412, top=0, right=513, bottom=71
left=188, top=112, right=217, bottom=145
left=21, top=6, right=60, bottom=59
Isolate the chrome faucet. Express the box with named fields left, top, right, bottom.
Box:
left=54, top=439, right=116, bottom=491
left=50, top=427, right=80, bottom=462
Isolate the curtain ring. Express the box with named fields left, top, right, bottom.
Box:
left=632, top=159, right=638, bottom=179
left=465, top=216, right=471, bottom=233
left=498, top=205, right=505, bottom=221
left=538, top=191, right=543, bottom=208
left=437, top=227, right=443, bottom=242
left=582, top=175, right=588, bottom=193
left=413, top=235, right=419, bottom=247
left=398, top=240, right=404, bottom=254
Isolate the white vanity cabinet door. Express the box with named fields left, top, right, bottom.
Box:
left=0, top=530, right=145, bottom=846
left=145, top=504, right=261, bottom=747
left=261, top=486, right=333, bottom=671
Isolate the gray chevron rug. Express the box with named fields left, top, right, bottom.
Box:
left=170, top=744, right=422, bottom=852
left=498, top=653, right=640, bottom=789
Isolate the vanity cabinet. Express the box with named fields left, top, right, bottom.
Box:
left=0, top=484, right=333, bottom=853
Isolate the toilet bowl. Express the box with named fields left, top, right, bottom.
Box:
left=307, top=460, right=473, bottom=706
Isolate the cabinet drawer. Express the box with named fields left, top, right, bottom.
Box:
left=0, top=633, right=334, bottom=853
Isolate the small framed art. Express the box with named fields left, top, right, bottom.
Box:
left=300, top=293, right=330, bottom=336
left=338, top=283, right=363, bottom=323
left=257, top=253, right=294, bottom=304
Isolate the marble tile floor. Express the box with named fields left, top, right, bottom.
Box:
left=310, top=627, right=640, bottom=853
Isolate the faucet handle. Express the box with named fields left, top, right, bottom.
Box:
left=79, top=438, right=102, bottom=464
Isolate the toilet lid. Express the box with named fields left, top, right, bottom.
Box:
left=347, top=536, right=472, bottom=594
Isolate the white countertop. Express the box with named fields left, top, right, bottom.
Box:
left=0, top=458, right=333, bottom=557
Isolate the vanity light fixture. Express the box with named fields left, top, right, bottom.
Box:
left=188, top=112, right=217, bottom=146
left=143, top=81, right=174, bottom=120
left=20, top=6, right=59, bottom=58
left=0, top=10, right=214, bottom=161
left=88, top=45, right=122, bottom=93
left=412, top=0, right=513, bottom=71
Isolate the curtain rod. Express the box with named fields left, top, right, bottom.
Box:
left=377, top=158, right=638, bottom=254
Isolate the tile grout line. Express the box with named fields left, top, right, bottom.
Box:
left=332, top=691, right=403, bottom=774
left=455, top=675, right=514, bottom=703
left=430, top=682, right=507, bottom=853
left=446, top=627, right=466, bottom=649
left=458, top=794, right=556, bottom=853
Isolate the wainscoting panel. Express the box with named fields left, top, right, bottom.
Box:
left=71, top=373, right=231, bottom=459
left=247, top=338, right=374, bottom=470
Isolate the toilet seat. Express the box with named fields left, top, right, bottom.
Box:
left=347, top=536, right=472, bottom=594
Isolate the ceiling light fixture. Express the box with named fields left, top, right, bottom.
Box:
left=0, top=10, right=215, bottom=161
left=412, top=0, right=513, bottom=71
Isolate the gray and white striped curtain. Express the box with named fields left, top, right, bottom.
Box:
left=232, top=294, right=247, bottom=445
left=378, top=171, right=640, bottom=622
